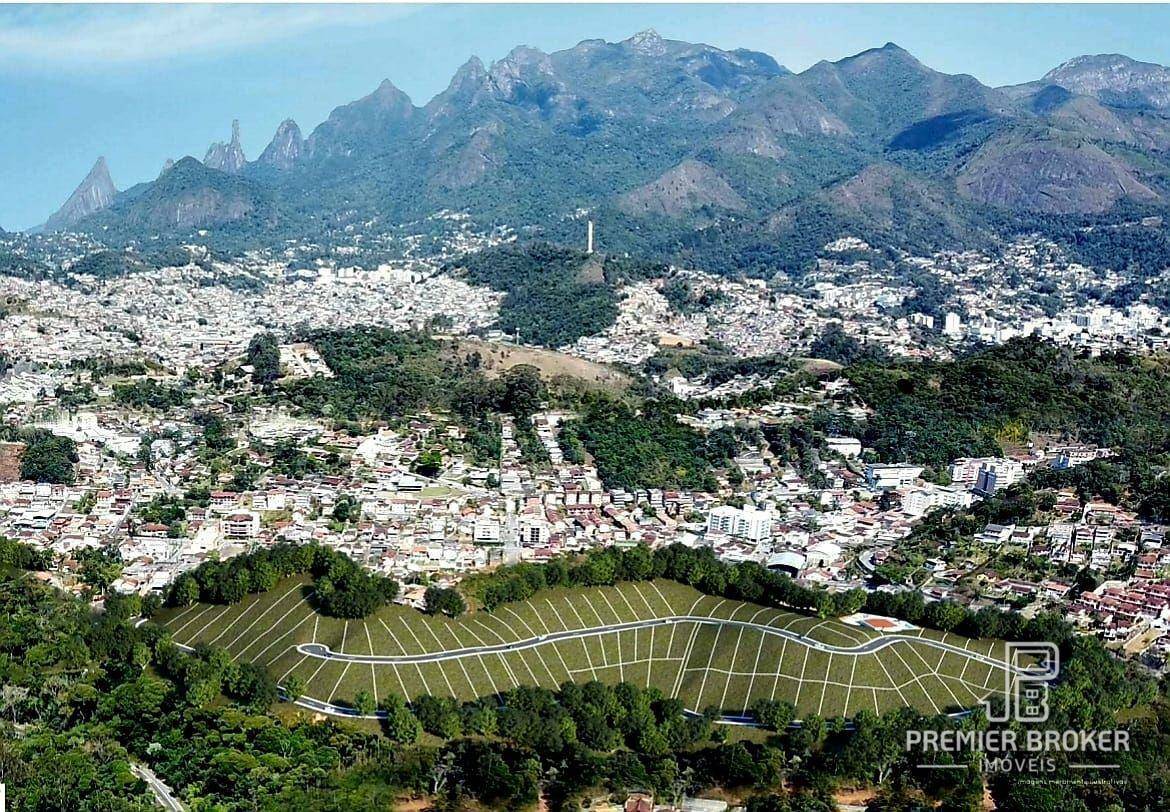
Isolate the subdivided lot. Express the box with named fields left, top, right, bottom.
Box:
left=157, top=578, right=1013, bottom=718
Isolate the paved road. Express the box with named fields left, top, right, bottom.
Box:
left=131, top=763, right=185, bottom=812
left=290, top=692, right=380, bottom=718
left=157, top=611, right=1030, bottom=728
left=295, top=614, right=1041, bottom=678
left=285, top=686, right=975, bottom=728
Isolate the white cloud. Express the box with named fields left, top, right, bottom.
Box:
left=0, top=5, right=413, bottom=70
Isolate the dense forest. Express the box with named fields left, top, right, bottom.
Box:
left=561, top=397, right=733, bottom=491
left=644, top=344, right=796, bottom=386
left=112, top=379, right=191, bottom=410
left=0, top=427, right=78, bottom=484
left=844, top=337, right=1170, bottom=524
left=280, top=327, right=547, bottom=431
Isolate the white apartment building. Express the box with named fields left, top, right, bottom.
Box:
left=222, top=512, right=260, bottom=539
left=707, top=505, right=774, bottom=542
left=1053, top=445, right=1111, bottom=469
left=943, top=312, right=962, bottom=337
left=473, top=518, right=501, bottom=544
left=902, top=485, right=975, bottom=517
left=865, top=464, right=923, bottom=490
left=825, top=436, right=862, bottom=458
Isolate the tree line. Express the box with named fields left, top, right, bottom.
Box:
left=465, top=543, right=1073, bottom=648
left=165, top=542, right=399, bottom=620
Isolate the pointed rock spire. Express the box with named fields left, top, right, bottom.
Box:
left=258, top=119, right=303, bottom=170
left=204, top=119, right=247, bottom=173
left=44, top=157, right=117, bottom=231
left=450, top=56, right=487, bottom=92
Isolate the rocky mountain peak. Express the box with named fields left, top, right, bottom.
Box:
left=487, top=46, right=563, bottom=103
left=1046, top=53, right=1144, bottom=78
left=258, top=119, right=304, bottom=170
left=839, top=41, right=924, bottom=74
left=428, top=56, right=489, bottom=111
left=1042, top=53, right=1170, bottom=111
left=369, top=79, right=413, bottom=108
left=203, top=119, right=247, bottom=174
left=452, top=56, right=487, bottom=85
left=44, top=156, right=118, bottom=231
left=304, top=78, right=417, bottom=160
left=625, top=28, right=667, bottom=56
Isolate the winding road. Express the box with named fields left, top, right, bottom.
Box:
left=152, top=612, right=1039, bottom=727
left=294, top=614, right=1040, bottom=677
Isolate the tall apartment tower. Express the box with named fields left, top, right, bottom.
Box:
left=586, top=220, right=595, bottom=254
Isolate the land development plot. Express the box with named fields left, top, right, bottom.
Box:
left=158, top=578, right=1015, bottom=718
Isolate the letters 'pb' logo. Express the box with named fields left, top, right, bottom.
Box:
left=983, top=642, right=1059, bottom=723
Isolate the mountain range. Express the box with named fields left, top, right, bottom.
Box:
left=42, top=31, right=1170, bottom=271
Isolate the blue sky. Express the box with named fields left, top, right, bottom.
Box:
left=3, top=3, right=1170, bottom=230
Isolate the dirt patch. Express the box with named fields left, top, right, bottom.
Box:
left=0, top=441, right=26, bottom=483
left=576, top=256, right=606, bottom=284
left=798, top=357, right=844, bottom=375
left=657, top=333, right=696, bottom=348
left=834, top=787, right=877, bottom=807
left=455, top=338, right=630, bottom=390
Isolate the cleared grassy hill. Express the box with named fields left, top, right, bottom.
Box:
left=157, top=577, right=1012, bottom=718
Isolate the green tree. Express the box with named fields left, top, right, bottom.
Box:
left=751, top=698, right=796, bottom=731
left=246, top=332, right=281, bottom=386
left=501, top=364, right=545, bottom=419
left=380, top=694, right=422, bottom=743
left=283, top=674, right=304, bottom=700
left=75, top=547, right=122, bottom=595
left=423, top=586, right=467, bottom=617
left=354, top=690, right=377, bottom=716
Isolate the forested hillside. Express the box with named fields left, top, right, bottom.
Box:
left=846, top=337, right=1170, bottom=519
left=455, top=242, right=666, bottom=346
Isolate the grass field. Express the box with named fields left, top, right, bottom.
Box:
left=157, top=578, right=1014, bottom=718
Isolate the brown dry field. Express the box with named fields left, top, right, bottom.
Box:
left=455, top=338, right=631, bottom=389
